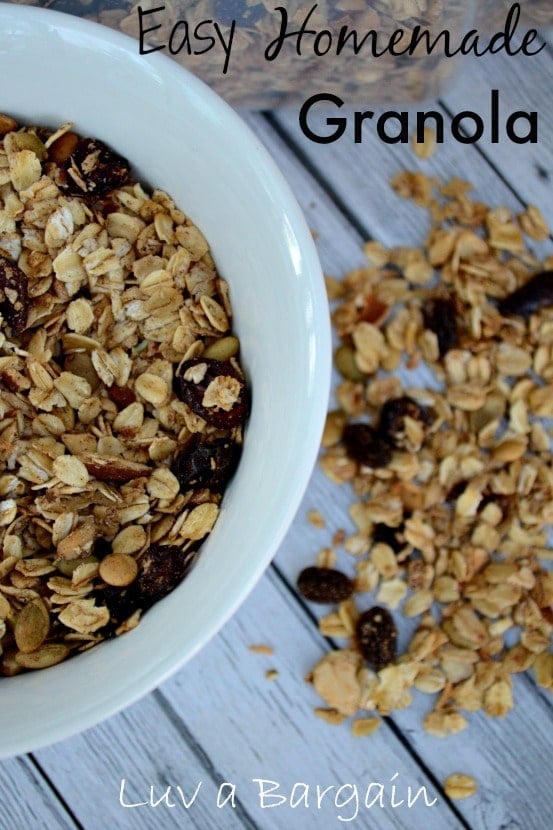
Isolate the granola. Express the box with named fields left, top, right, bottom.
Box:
left=303, top=171, right=553, bottom=733
left=0, top=116, right=249, bottom=675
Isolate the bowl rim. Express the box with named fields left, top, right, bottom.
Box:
left=0, top=2, right=331, bottom=759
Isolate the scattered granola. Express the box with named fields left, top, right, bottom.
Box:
left=249, top=644, right=274, bottom=655
left=351, top=716, right=382, bottom=738
left=443, top=773, right=478, bottom=800
left=307, top=508, right=326, bottom=528
left=0, top=115, right=249, bottom=674
left=302, top=171, right=553, bottom=734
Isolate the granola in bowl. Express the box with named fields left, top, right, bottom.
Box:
left=0, top=117, right=249, bottom=675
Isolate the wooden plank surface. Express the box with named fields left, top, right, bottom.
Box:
left=243, top=108, right=553, bottom=830
left=1, top=12, right=553, bottom=830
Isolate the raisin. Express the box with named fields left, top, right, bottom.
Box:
left=342, top=423, right=392, bottom=468
left=93, top=537, right=112, bottom=559
left=478, top=491, right=514, bottom=518
left=135, top=543, right=196, bottom=607
left=108, top=384, right=136, bottom=409
left=372, top=523, right=404, bottom=554
left=297, top=566, right=353, bottom=604
left=94, top=584, right=138, bottom=634
left=63, top=136, right=131, bottom=197
left=541, top=607, right=553, bottom=626
left=174, top=358, right=250, bottom=429
left=378, top=395, right=431, bottom=449
left=423, top=296, right=458, bottom=357
left=355, top=606, right=397, bottom=670
left=445, top=479, right=467, bottom=503
left=172, top=435, right=242, bottom=491
left=0, top=256, right=29, bottom=336
left=497, top=271, right=553, bottom=319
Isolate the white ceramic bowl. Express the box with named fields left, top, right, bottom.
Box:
left=0, top=4, right=330, bottom=758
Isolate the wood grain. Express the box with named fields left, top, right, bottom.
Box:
left=1, top=19, right=552, bottom=830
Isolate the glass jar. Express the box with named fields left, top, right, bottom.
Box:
left=10, top=1, right=553, bottom=107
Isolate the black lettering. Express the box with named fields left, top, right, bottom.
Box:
left=265, top=4, right=318, bottom=61
left=386, top=28, right=410, bottom=57
left=459, top=30, right=484, bottom=57
left=353, top=111, right=374, bottom=143
left=506, top=111, right=538, bottom=143
left=168, top=21, right=191, bottom=55
left=193, top=20, right=216, bottom=56
left=138, top=5, right=166, bottom=55
left=314, top=30, right=332, bottom=56
left=299, top=93, right=346, bottom=144
left=416, top=111, right=444, bottom=143
left=335, top=25, right=379, bottom=56
left=451, top=112, right=484, bottom=144
left=407, top=26, right=453, bottom=57
left=491, top=89, right=499, bottom=143
left=520, top=28, right=544, bottom=56
left=213, top=20, right=235, bottom=73
left=377, top=111, right=408, bottom=144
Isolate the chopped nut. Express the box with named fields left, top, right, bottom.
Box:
left=98, top=553, right=138, bottom=587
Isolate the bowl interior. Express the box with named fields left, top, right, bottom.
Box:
left=0, top=4, right=330, bottom=757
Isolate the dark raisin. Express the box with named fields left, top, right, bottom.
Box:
left=94, top=584, right=138, bottom=634
left=355, top=606, right=397, bottom=670
left=174, top=358, right=250, bottom=429
left=92, top=537, right=112, bottom=559
left=63, top=136, right=131, bottom=197
left=342, top=423, right=392, bottom=468
left=171, top=435, right=241, bottom=491
left=378, top=395, right=431, bottom=449
left=478, top=491, right=514, bottom=518
left=135, top=543, right=196, bottom=608
left=372, top=523, right=404, bottom=554
left=541, top=607, right=553, bottom=626
left=497, top=271, right=553, bottom=319
left=297, top=566, right=353, bottom=604
left=0, top=256, right=29, bottom=336
left=422, top=296, right=458, bottom=357
left=445, top=479, right=467, bottom=503
left=108, top=384, right=136, bottom=409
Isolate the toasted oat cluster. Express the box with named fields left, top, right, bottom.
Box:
left=301, top=172, right=553, bottom=735
left=0, top=116, right=249, bottom=674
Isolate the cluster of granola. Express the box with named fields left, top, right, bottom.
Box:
left=302, top=172, right=553, bottom=737
left=0, top=116, right=248, bottom=674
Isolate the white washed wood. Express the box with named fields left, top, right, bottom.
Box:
left=161, top=574, right=466, bottom=830
left=270, top=47, right=553, bottom=239
left=0, top=756, right=77, bottom=830
left=240, top=78, right=553, bottom=829
left=27, top=571, right=463, bottom=830
left=32, top=690, right=253, bottom=830
left=442, top=45, right=553, bottom=215
left=159, top=571, right=463, bottom=830
left=3, top=29, right=553, bottom=830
